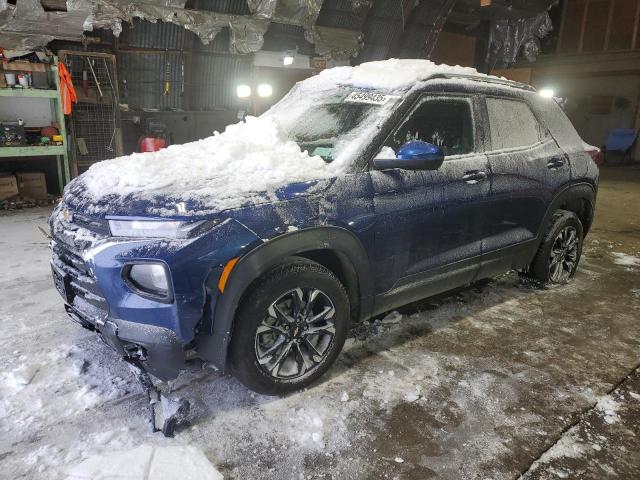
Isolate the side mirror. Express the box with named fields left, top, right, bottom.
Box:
left=373, top=140, right=444, bottom=171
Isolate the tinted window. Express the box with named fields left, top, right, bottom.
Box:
left=389, top=99, right=474, bottom=156
left=486, top=97, right=542, bottom=150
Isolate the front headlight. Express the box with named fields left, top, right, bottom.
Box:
left=109, top=219, right=214, bottom=239
left=127, top=263, right=169, bottom=297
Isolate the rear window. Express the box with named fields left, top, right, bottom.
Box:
left=486, top=97, right=543, bottom=150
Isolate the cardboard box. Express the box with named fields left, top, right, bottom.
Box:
left=15, top=171, right=48, bottom=200
left=0, top=174, right=18, bottom=200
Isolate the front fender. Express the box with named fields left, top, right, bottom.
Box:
left=195, top=226, right=373, bottom=371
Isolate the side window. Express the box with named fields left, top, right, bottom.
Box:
left=486, top=97, right=543, bottom=150
left=386, top=99, right=474, bottom=156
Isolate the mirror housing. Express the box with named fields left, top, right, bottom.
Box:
left=373, top=140, right=444, bottom=171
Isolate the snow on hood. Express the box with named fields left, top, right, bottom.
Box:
left=73, top=116, right=337, bottom=214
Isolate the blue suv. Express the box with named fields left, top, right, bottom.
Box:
left=50, top=61, right=598, bottom=395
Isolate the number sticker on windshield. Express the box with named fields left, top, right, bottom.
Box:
left=344, top=91, right=398, bottom=105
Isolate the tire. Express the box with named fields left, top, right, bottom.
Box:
left=527, top=209, right=584, bottom=286
left=229, top=258, right=349, bottom=395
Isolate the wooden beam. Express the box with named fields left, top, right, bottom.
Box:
left=633, top=0, right=640, bottom=48
left=604, top=0, right=615, bottom=50
left=578, top=0, right=589, bottom=53
left=556, top=0, right=569, bottom=53
left=387, top=0, right=419, bottom=58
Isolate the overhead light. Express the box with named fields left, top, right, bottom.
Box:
left=257, top=84, right=273, bottom=98
left=539, top=88, right=555, bottom=98
left=236, top=84, right=251, bottom=98
left=283, top=55, right=294, bottom=66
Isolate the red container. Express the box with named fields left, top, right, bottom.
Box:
left=139, top=136, right=167, bottom=153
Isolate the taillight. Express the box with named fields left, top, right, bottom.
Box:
left=585, top=148, right=602, bottom=165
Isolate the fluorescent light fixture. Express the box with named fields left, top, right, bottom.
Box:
left=283, top=55, right=294, bottom=66
left=257, top=83, right=273, bottom=97
left=236, top=84, right=251, bottom=98
left=539, top=88, right=555, bottom=98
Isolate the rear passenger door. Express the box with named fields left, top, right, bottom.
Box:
left=483, top=96, right=571, bottom=260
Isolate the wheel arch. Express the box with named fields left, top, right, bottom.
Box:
left=538, top=183, right=596, bottom=241
left=195, top=226, right=374, bottom=371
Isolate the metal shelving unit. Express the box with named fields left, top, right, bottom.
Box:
left=0, top=58, right=71, bottom=192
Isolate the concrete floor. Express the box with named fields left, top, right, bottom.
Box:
left=0, top=166, right=639, bottom=479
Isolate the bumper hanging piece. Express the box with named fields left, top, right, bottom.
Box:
left=126, top=359, right=190, bottom=437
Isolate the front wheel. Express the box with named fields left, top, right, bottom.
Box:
left=527, top=209, right=584, bottom=285
left=229, top=258, right=349, bottom=395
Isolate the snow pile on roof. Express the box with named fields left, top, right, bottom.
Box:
left=79, top=116, right=335, bottom=211
left=301, top=58, right=487, bottom=92
left=67, top=445, right=224, bottom=480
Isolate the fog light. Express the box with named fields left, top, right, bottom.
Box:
left=128, top=263, right=169, bottom=297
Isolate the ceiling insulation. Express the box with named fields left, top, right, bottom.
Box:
left=0, top=0, right=557, bottom=66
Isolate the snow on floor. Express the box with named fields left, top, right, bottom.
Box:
left=2, top=207, right=640, bottom=480
left=67, top=445, right=223, bottom=480
left=611, top=251, right=640, bottom=267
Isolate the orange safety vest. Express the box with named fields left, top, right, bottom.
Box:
left=58, top=63, right=77, bottom=115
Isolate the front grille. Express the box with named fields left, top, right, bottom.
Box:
left=52, top=238, right=108, bottom=323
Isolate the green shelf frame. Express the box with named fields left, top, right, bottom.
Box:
left=0, top=59, right=71, bottom=192
left=0, top=88, right=58, bottom=98
left=0, top=145, right=66, bottom=157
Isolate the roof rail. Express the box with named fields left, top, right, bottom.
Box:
left=427, top=73, right=536, bottom=92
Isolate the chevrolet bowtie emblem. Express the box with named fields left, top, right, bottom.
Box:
left=61, top=208, right=73, bottom=223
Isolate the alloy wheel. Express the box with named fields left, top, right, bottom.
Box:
left=549, top=226, right=579, bottom=282
left=254, top=287, right=336, bottom=380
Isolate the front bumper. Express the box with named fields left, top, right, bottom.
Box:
left=49, top=208, right=262, bottom=379
left=64, top=303, right=186, bottom=380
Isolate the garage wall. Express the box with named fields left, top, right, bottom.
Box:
left=534, top=74, right=640, bottom=148
left=430, top=32, right=476, bottom=68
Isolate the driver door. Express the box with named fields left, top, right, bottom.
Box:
left=370, top=94, right=490, bottom=301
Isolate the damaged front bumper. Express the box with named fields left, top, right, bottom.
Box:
left=64, top=303, right=186, bottom=380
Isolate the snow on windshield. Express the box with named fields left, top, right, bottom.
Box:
left=73, top=59, right=490, bottom=214
left=263, top=85, right=400, bottom=164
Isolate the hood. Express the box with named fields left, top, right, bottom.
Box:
left=64, top=116, right=339, bottom=219
left=64, top=174, right=335, bottom=219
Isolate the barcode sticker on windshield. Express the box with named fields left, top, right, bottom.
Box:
left=344, top=91, right=397, bottom=105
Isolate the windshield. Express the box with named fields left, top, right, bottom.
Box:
left=264, top=85, right=402, bottom=165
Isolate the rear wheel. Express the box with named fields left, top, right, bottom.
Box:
left=229, top=258, right=349, bottom=395
left=527, top=209, right=583, bottom=285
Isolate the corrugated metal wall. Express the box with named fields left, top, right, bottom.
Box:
left=108, top=20, right=248, bottom=111
left=120, top=19, right=186, bottom=50
left=118, top=51, right=186, bottom=110
left=191, top=54, right=252, bottom=110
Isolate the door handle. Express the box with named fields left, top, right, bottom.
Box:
left=462, top=170, right=487, bottom=184
left=547, top=158, right=565, bottom=170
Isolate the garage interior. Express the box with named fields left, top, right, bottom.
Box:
left=1, top=0, right=639, bottom=479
